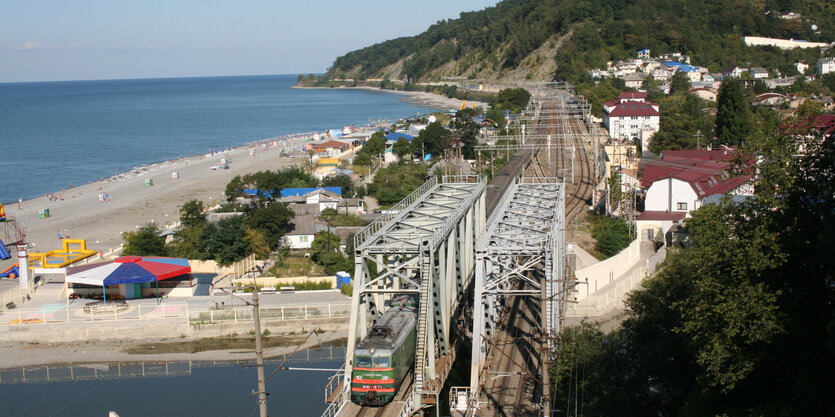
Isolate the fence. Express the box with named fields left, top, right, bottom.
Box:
left=567, top=247, right=666, bottom=317
left=0, top=286, right=30, bottom=311
left=0, top=301, right=352, bottom=327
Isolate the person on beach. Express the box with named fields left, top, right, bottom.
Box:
left=57, top=231, right=63, bottom=239
left=18, top=198, right=22, bottom=209
left=64, top=229, right=70, bottom=239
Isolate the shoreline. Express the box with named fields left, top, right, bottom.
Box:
left=0, top=330, right=348, bottom=370
left=292, top=84, right=489, bottom=111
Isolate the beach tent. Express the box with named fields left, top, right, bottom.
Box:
left=66, top=256, right=191, bottom=303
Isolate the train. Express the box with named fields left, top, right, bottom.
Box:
left=351, top=295, right=418, bottom=406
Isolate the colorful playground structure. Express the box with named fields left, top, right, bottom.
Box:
left=0, top=203, right=5, bottom=221
left=27, top=239, right=98, bottom=269
left=0, top=264, right=19, bottom=279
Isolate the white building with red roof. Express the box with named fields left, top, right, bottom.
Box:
left=637, top=148, right=754, bottom=239
left=603, top=92, right=660, bottom=141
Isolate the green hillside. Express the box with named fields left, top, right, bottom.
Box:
left=319, top=0, right=834, bottom=84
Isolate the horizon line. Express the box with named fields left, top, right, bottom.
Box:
left=0, top=72, right=326, bottom=85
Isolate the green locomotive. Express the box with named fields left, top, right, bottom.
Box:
left=351, top=295, right=417, bottom=406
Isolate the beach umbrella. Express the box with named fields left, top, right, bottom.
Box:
left=66, top=256, right=191, bottom=303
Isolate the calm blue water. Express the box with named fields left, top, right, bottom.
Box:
left=0, top=75, right=428, bottom=204
left=0, top=351, right=344, bottom=416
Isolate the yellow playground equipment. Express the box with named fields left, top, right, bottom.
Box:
left=27, top=239, right=98, bottom=268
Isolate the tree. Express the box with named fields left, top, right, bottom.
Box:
left=715, top=78, right=753, bottom=145
left=413, top=121, right=450, bottom=158
left=485, top=107, right=507, bottom=129
left=244, top=202, right=294, bottom=248
left=352, top=152, right=372, bottom=168
left=311, top=231, right=341, bottom=263
left=490, top=88, right=531, bottom=113
left=322, top=174, right=356, bottom=197
left=362, top=131, right=387, bottom=157
left=201, top=216, right=250, bottom=265
left=368, top=160, right=428, bottom=205
left=122, top=223, right=167, bottom=256
left=179, top=199, right=206, bottom=229
left=452, top=108, right=480, bottom=159
left=670, top=71, right=691, bottom=95
left=392, top=138, right=414, bottom=158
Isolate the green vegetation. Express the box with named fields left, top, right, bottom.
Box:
left=715, top=78, right=754, bottom=146
left=121, top=223, right=167, bottom=256
left=489, top=88, right=531, bottom=114
left=311, top=0, right=833, bottom=88
left=553, top=108, right=834, bottom=416
left=319, top=208, right=368, bottom=227
left=587, top=212, right=631, bottom=259
left=367, top=160, right=429, bottom=206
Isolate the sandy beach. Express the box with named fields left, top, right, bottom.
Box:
left=2, top=139, right=309, bottom=258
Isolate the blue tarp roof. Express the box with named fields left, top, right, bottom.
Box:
left=243, top=187, right=342, bottom=198
left=385, top=132, right=414, bottom=141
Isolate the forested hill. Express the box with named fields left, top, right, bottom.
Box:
left=319, top=0, right=834, bottom=85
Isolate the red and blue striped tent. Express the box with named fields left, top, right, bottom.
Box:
left=66, top=256, right=191, bottom=302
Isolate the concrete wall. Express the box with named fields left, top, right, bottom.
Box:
left=575, top=238, right=642, bottom=301
left=645, top=177, right=698, bottom=213
left=744, top=36, right=829, bottom=49
left=188, top=260, right=234, bottom=275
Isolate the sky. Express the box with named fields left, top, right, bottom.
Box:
left=0, top=0, right=499, bottom=83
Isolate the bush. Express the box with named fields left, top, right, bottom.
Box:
left=340, top=283, right=353, bottom=297
left=588, top=214, right=632, bottom=258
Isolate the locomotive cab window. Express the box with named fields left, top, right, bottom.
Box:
left=373, top=357, right=391, bottom=368
left=356, top=356, right=372, bottom=368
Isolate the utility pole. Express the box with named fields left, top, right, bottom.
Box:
left=252, top=288, right=268, bottom=417
left=218, top=286, right=268, bottom=417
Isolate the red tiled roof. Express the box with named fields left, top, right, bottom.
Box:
left=637, top=211, right=687, bottom=221
left=815, top=115, right=835, bottom=136
left=607, top=102, right=659, bottom=117
left=311, top=140, right=349, bottom=149
left=618, top=92, right=647, bottom=100
left=643, top=149, right=752, bottom=197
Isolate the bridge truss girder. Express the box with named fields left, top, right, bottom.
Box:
left=466, top=177, right=566, bottom=415
left=344, top=176, right=487, bottom=413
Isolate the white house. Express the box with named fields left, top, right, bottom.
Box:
left=725, top=67, right=748, bottom=78
left=282, top=214, right=317, bottom=249
left=750, top=67, right=769, bottom=79
left=624, top=73, right=644, bottom=89
left=637, top=149, right=753, bottom=239
left=818, top=58, right=835, bottom=75
left=637, top=48, right=651, bottom=59
left=603, top=92, right=660, bottom=141
left=796, top=62, right=809, bottom=74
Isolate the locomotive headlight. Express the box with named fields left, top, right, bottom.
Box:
left=370, top=348, right=376, bottom=354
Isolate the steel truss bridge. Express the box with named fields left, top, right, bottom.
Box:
left=325, top=85, right=581, bottom=417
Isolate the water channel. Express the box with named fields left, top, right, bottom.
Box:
left=0, top=345, right=345, bottom=417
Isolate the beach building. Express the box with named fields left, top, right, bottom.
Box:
left=311, top=140, right=351, bottom=158
left=66, top=256, right=193, bottom=300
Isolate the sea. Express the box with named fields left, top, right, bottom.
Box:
left=0, top=74, right=430, bottom=204
left=0, top=347, right=344, bottom=417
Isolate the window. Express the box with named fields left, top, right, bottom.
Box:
left=355, top=356, right=372, bottom=368
left=299, top=235, right=308, bottom=243
left=677, top=202, right=688, bottom=210
left=373, top=356, right=391, bottom=368
left=631, top=116, right=638, bottom=120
